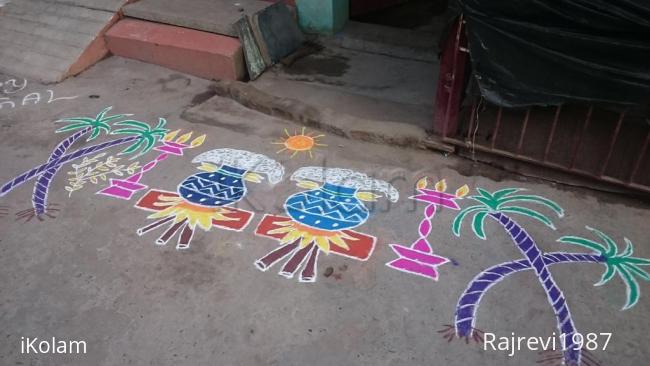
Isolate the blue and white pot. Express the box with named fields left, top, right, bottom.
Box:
left=285, top=183, right=369, bottom=231
left=178, top=165, right=247, bottom=207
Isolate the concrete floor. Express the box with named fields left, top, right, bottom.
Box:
left=0, top=57, right=648, bottom=366
left=252, top=41, right=437, bottom=131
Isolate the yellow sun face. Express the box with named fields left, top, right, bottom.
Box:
left=285, top=135, right=314, bottom=151
left=273, top=127, right=326, bottom=158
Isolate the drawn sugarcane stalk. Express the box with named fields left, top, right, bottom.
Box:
left=5, top=136, right=138, bottom=195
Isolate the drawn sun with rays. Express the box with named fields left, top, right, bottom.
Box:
left=272, top=127, right=327, bottom=158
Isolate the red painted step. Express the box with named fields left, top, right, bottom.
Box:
left=105, top=19, right=245, bottom=80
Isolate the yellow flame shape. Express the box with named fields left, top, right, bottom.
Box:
left=164, top=129, right=181, bottom=142
left=435, top=179, right=448, bottom=192
left=455, top=184, right=470, bottom=198
left=416, top=176, right=428, bottom=190
left=149, top=199, right=236, bottom=231
left=190, top=134, right=206, bottom=147
left=176, top=132, right=193, bottom=144
left=267, top=221, right=357, bottom=254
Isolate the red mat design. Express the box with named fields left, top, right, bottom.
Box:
left=135, top=189, right=253, bottom=231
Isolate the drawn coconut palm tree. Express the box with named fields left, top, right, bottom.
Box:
left=19, top=106, right=129, bottom=220
left=135, top=149, right=284, bottom=250
left=439, top=188, right=650, bottom=366
left=1, top=107, right=168, bottom=222
left=255, top=167, right=399, bottom=283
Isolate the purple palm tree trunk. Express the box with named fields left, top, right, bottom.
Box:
left=480, top=212, right=582, bottom=366
left=32, top=127, right=92, bottom=215
left=1, top=135, right=139, bottom=197
left=455, top=252, right=604, bottom=337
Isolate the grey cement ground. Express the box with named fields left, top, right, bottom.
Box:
left=252, top=45, right=437, bottom=131
left=0, top=57, right=648, bottom=366
left=0, top=0, right=128, bottom=82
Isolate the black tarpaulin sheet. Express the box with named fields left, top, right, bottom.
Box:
left=458, top=0, right=650, bottom=107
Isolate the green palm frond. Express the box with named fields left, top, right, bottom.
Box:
left=87, top=125, right=108, bottom=140
left=56, top=121, right=93, bottom=133
left=617, top=267, right=640, bottom=311
left=139, top=136, right=157, bottom=154
left=95, top=105, right=111, bottom=120
left=111, top=118, right=169, bottom=159
left=625, top=263, right=650, bottom=281
left=499, top=206, right=556, bottom=229
left=452, top=205, right=487, bottom=237
left=154, top=117, right=167, bottom=130
left=621, top=238, right=634, bottom=257
left=476, top=188, right=494, bottom=197
left=492, top=188, right=524, bottom=200
left=472, top=211, right=489, bottom=240
left=555, top=236, right=607, bottom=253
left=110, top=128, right=146, bottom=136
left=496, top=195, right=564, bottom=217
left=470, top=195, right=499, bottom=210
left=120, top=138, right=146, bottom=155
left=55, top=106, right=132, bottom=141
left=454, top=187, right=563, bottom=239
left=56, top=117, right=96, bottom=124
left=558, top=226, right=650, bottom=310
left=596, top=265, right=616, bottom=286
left=114, top=119, right=151, bottom=130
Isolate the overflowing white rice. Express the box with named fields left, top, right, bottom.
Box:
left=291, top=167, right=399, bottom=202
left=192, top=149, right=284, bottom=184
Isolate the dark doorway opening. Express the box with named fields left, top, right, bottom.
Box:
left=351, top=0, right=450, bottom=31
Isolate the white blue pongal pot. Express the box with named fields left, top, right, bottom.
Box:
left=285, top=167, right=399, bottom=231
left=285, top=183, right=369, bottom=231
left=178, top=148, right=285, bottom=208
left=179, top=165, right=248, bottom=207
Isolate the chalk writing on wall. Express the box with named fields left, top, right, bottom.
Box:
left=0, top=78, right=77, bottom=110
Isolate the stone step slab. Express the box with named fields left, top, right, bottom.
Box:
left=122, top=0, right=271, bottom=37
left=105, top=19, right=246, bottom=81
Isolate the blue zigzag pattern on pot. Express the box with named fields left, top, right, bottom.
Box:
left=285, top=183, right=369, bottom=231
left=178, top=165, right=247, bottom=207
